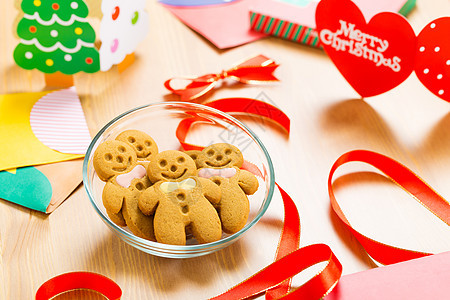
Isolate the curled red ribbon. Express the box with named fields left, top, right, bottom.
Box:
left=35, top=272, right=122, bottom=300
left=328, top=150, right=450, bottom=265
left=210, top=183, right=342, bottom=300
left=176, top=97, right=290, bottom=152
left=164, top=55, right=279, bottom=101
left=175, top=100, right=342, bottom=299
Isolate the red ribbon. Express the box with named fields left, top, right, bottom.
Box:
left=176, top=101, right=450, bottom=298
left=176, top=97, right=290, bottom=152
left=164, top=55, right=279, bottom=101
left=328, top=150, right=450, bottom=265
left=210, top=184, right=342, bottom=300
left=176, top=99, right=342, bottom=299
left=35, top=272, right=122, bottom=300
left=37, top=113, right=450, bottom=298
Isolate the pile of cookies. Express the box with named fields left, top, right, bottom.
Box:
left=93, top=130, right=259, bottom=245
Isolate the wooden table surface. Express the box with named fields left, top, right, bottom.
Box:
left=1, top=1, right=450, bottom=299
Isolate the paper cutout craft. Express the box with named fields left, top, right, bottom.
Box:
left=415, top=17, right=450, bottom=102
left=159, top=0, right=239, bottom=6
left=44, top=71, right=75, bottom=88
left=0, top=156, right=83, bottom=214
left=325, top=251, right=450, bottom=299
left=0, top=87, right=91, bottom=171
left=0, top=166, right=52, bottom=212
left=30, top=87, right=91, bottom=154
left=250, top=0, right=416, bottom=48
left=38, top=158, right=84, bottom=213
left=99, top=0, right=149, bottom=71
left=13, top=0, right=100, bottom=75
left=160, top=0, right=267, bottom=49
left=315, top=0, right=417, bottom=98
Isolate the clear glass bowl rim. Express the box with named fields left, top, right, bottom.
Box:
left=82, top=101, right=275, bottom=252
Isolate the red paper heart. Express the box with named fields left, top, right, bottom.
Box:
left=315, top=0, right=417, bottom=97
left=415, top=17, right=450, bottom=102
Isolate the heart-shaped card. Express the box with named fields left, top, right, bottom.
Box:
left=415, top=17, right=450, bottom=102
left=315, top=0, right=417, bottom=98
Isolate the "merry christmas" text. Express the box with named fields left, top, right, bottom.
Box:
left=320, top=20, right=401, bottom=72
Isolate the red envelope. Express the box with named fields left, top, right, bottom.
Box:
left=325, top=251, right=450, bottom=300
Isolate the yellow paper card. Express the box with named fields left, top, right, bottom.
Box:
left=0, top=88, right=91, bottom=171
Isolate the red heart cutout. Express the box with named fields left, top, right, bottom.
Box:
left=315, top=0, right=417, bottom=97
left=415, top=17, right=450, bottom=102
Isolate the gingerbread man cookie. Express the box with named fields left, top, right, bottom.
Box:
left=93, top=139, right=155, bottom=240
left=194, top=143, right=259, bottom=234
left=193, top=143, right=244, bottom=169
left=139, top=150, right=222, bottom=245
left=115, top=130, right=158, bottom=161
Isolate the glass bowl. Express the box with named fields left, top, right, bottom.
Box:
left=83, top=102, right=275, bottom=258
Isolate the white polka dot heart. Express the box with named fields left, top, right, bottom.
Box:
left=415, top=17, right=450, bottom=102
left=316, top=0, right=450, bottom=103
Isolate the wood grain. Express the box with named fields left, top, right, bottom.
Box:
left=1, top=1, right=450, bottom=299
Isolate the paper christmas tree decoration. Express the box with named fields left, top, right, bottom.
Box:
left=13, top=0, right=100, bottom=86
left=99, top=0, right=149, bottom=72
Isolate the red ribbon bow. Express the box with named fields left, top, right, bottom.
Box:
left=164, top=55, right=280, bottom=101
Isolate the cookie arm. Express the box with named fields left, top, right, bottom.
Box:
left=102, top=182, right=129, bottom=214
left=198, top=177, right=221, bottom=205
left=238, top=170, right=259, bottom=195
left=138, top=186, right=160, bottom=215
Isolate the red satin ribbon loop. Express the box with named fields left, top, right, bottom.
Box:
left=35, top=272, right=122, bottom=300
left=210, top=244, right=342, bottom=300
left=205, top=98, right=290, bottom=133
left=328, top=150, right=450, bottom=265
left=175, top=102, right=341, bottom=299
left=265, top=183, right=301, bottom=300
left=175, top=97, right=290, bottom=151
left=164, top=55, right=279, bottom=101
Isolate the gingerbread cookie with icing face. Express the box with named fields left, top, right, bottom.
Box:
left=93, top=139, right=155, bottom=241
left=195, top=143, right=259, bottom=234
left=139, top=150, right=222, bottom=245
left=115, top=130, right=158, bottom=161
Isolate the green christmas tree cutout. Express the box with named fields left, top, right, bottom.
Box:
left=14, top=0, right=100, bottom=75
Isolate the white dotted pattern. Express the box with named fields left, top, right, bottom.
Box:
left=416, top=18, right=450, bottom=101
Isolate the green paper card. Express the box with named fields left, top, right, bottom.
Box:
left=0, top=167, right=52, bottom=212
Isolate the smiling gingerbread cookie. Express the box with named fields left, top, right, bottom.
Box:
left=194, top=143, right=244, bottom=169
left=138, top=150, right=222, bottom=245
left=93, top=139, right=155, bottom=240
left=194, top=143, right=259, bottom=234
left=115, top=130, right=158, bottom=162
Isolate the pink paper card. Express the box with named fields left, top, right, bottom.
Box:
left=160, top=0, right=267, bottom=49
left=325, top=251, right=450, bottom=299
